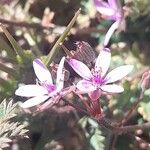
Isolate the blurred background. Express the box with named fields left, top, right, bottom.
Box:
left=0, top=0, right=150, bottom=149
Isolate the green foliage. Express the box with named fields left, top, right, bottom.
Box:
left=79, top=117, right=105, bottom=150
left=0, top=0, right=150, bottom=149
left=138, top=89, right=150, bottom=121
left=0, top=26, right=34, bottom=100
left=115, top=135, right=134, bottom=150
left=90, top=128, right=105, bottom=150
left=0, top=99, right=28, bottom=149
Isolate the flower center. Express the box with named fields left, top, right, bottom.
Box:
left=46, top=84, right=56, bottom=93
left=41, top=82, right=56, bottom=93
left=91, top=70, right=104, bottom=87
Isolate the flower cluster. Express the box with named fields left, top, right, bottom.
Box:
left=15, top=47, right=133, bottom=115
left=15, top=2, right=133, bottom=116
left=93, top=0, right=125, bottom=46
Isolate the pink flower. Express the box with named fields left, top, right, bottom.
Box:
left=15, top=57, right=65, bottom=108
left=93, top=0, right=125, bottom=46
left=93, top=0, right=122, bottom=21
left=68, top=48, right=133, bottom=101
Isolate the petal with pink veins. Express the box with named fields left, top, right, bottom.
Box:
left=101, top=84, right=124, bottom=93
left=77, top=80, right=96, bottom=92
left=95, top=48, right=111, bottom=77
left=33, top=59, right=53, bottom=84
left=68, top=58, right=92, bottom=80
left=105, top=65, right=133, bottom=84
left=15, top=85, right=48, bottom=97
left=20, top=95, right=50, bottom=108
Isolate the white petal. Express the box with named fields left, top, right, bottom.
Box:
left=94, top=0, right=115, bottom=16
left=101, top=84, right=124, bottom=93
left=55, top=81, right=63, bottom=94
left=105, top=65, right=133, bottom=84
left=108, top=0, right=118, bottom=10
left=15, top=85, right=48, bottom=97
left=77, top=80, right=96, bottom=92
left=95, top=48, right=111, bottom=77
left=33, top=59, right=53, bottom=84
left=56, top=57, right=65, bottom=87
left=67, top=58, right=92, bottom=80
left=20, top=95, right=49, bottom=108
left=104, top=21, right=120, bottom=46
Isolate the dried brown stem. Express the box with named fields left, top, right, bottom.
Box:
left=98, top=117, right=150, bottom=134
left=0, top=18, right=106, bottom=35
left=62, top=98, right=89, bottom=116
left=0, top=18, right=50, bottom=30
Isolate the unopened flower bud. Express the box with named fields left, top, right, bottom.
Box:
left=72, top=41, right=96, bottom=65
left=141, top=71, right=150, bottom=91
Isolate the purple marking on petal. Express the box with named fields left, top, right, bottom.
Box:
left=67, top=58, right=92, bottom=80
left=47, top=84, right=56, bottom=93
left=92, top=75, right=102, bottom=85
left=103, top=47, right=111, bottom=52
left=34, top=59, right=47, bottom=70
left=42, top=83, right=56, bottom=93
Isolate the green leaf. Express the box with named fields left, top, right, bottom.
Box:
left=0, top=99, right=17, bottom=120
left=0, top=99, right=28, bottom=149
left=0, top=137, right=12, bottom=149
left=0, top=36, right=16, bottom=59
left=0, top=62, right=18, bottom=78
left=138, top=94, right=150, bottom=121
left=79, top=116, right=88, bottom=129
left=0, top=24, right=25, bottom=58
left=90, top=128, right=105, bottom=150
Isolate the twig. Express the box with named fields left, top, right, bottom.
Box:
left=62, top=98, right=89, bottom=116
left=0, top=18, right=106, bottom=35
left=0, top=62, right=18, bottom=78
left=0, top=17, right=50, bottom=30
left=76, top=93, right=93, bottom=115
left=98, top=117, right=150, bottom=134
left=71, top=27, right=106, bottom=35
left=107, top=90, right=145, bottom=149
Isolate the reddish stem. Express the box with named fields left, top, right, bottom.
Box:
left=77, top=93, right=94, bottom=115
